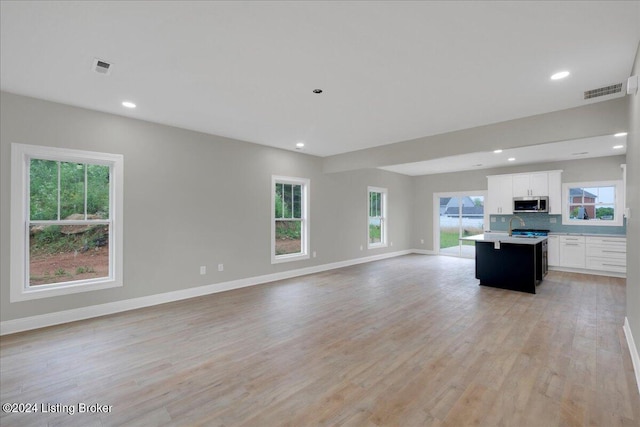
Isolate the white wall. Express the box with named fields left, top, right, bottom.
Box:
left=0, top=92, right=413, bottom=322
left=324, top=98, right=628, bottom=173
left=626, top=43, right=640, bottom=366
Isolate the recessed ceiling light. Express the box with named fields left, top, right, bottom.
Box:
left=613, top=145, right=624, bottom=149
left=614, top=132, right=627, bottom=137
left=551, top=71, right=570, bottom=80
left=507, top=157, right=516, bottom=162
left=493, top=149, right=503, bottom=154
left=122, top=101, right=136, bottom=109
left=473, top=164, right=483, bottom=167
left=296, top=142, right=305, bottom=149
left=572, top=152, right=589, bottom=156
left=312, top=89, right=323, bottom=94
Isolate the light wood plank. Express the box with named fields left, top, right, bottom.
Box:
left=1, top=255, right=638, bottom=426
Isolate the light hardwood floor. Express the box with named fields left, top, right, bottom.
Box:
left=1, top=255, right=638, bottom=426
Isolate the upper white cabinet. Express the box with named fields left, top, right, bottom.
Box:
left=487, top=170, right=562, bottom=215
left=512, top=172, right=548, bottom=197
left=487, top=174, right=513, bottom=215
left=547, top=171, right=562, bottom=215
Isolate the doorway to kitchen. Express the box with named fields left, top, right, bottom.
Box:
left=434, top=191, right=486, bottom=258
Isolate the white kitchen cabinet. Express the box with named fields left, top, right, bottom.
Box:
left=547, top=235, right=559, bottom=266
left=559, top=235, right=585, bottom=268
left=488, top=170, right=562, bottom=215
left=547, top=171, right=562, bottom=215
left=487, top=174, right=513, bottom=215
left=512, top=172, right=549, bottom=197
left=586, top=236, right=626, bottom=274
left=551, top=234, right=626, bottom=276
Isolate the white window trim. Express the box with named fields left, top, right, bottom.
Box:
left=367, top=186, right=388, bottom=249
left=10, top=143, right=124, bottom=302
left=271, top=175, right=310, bottom=264
left=561, top=180, right=624, bottom=227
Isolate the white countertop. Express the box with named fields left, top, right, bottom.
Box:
left=460, top=233, right=547, bottom=245
left=547, top=232, right=626, bottom=238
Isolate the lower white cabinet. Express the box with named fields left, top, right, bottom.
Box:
left=585, top=236, right=626, bottom=274
left=547, top=235, right=559, bottom=266
left=552, top=234, right=626, bottom=275
left=559, top=236, right=585, bottom=268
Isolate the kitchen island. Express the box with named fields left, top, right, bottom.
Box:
left=461, top=234, right=548, bottom=294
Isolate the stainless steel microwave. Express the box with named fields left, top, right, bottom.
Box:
left=513, top=196, right=549, bottom=213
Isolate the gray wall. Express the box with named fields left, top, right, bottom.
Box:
left=626, top=43, right=640, bottom=360
left=412, top=155, right=626, bottom=251
left=324, top=98, right=628, bottom=173
left=0, top=92, right=413, bottom=322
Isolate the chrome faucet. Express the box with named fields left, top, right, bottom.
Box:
left=508, top=215, right=525, bottom=237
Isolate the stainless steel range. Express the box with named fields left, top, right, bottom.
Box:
left=510, top=228, right=549, bottom=237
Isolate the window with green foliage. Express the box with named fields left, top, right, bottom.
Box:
left=272, top=176, right=309, bottom=263
left=11, top=144, right=123, bottom=301
left=368, top=187, right=387, bottom=248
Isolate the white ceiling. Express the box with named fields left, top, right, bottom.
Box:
left=380, top=134, right=628, bottom=176
left=1, top=1, right=639, bottom=161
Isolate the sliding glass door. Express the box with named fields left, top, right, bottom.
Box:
left=436, top=192, right=485, bottom=258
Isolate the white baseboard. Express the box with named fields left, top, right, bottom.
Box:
left=412, top=249, right=437, bottom=255
left=0, top=250, right=415, bottom=336
left=623, top=317, right=640, bottom=395
left=548, top=266, right=626, bottom=278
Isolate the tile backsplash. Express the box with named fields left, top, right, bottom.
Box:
left=489, top=213, right=626, bottom=235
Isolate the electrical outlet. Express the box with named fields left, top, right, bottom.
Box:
left=390, top=241, right=393, bottom=246
left=501, top=217, right=505, bottom=222
left=313, top=251, right=317, bottom=258
left=420, top=239, right=424, bottom=244
left=491, top=217, right=496, bottom=223
left=218, top=264, right=224, bottom=272
left=550, top=217, right=557, bottom=224
left=360, top=245, right=363, bottom=251
left=200, top=266, right=206, bottom=275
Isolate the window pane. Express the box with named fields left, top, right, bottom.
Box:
left=60, top=162, right=85, bottom=219
left=30, top=159, right=58, bottom=220
left=370, top=192, right=381, bottom=217
left=86, top=164, right=110, bottom=219
left=275, top=183, right=302, bottom=220
left=570, top=205, right=592, bottom=219
left=369, top=192, right=374, bottom=217
left=369, top=218, right=382, bottom=244
left=285, top=184, right=293, bottom=219
left=569, top=185, right=616, bottom=220
left=292, top=184, right=302, bottom=219
left=29, top=224, right=109, bottom=286
left=275, top=183, right=283, bottom=218
left=595, top=205, right=615, bottom=220
left=594, top=186, right=615, bottom=204
left=569, top=187, right=584, bottom=203
left=275, top=220, right=301, bottom=255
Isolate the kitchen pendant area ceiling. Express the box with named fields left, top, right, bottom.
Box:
left=1, top=2, right=638, bottom=159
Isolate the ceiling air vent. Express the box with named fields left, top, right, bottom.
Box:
left=583, top=83, right=622, bottom=100
left=92, top=58, right=112, bottom=75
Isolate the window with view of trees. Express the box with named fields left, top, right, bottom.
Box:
left=272, top=176, right=309, bottom=263
left=10, top=144, right=123, bottom=301
left=368, top=187, right=387, bottom=248
left=562, top=181, right=623, bottom=226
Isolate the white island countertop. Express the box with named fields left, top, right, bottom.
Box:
left=460, top=234, right=547, bottom=245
